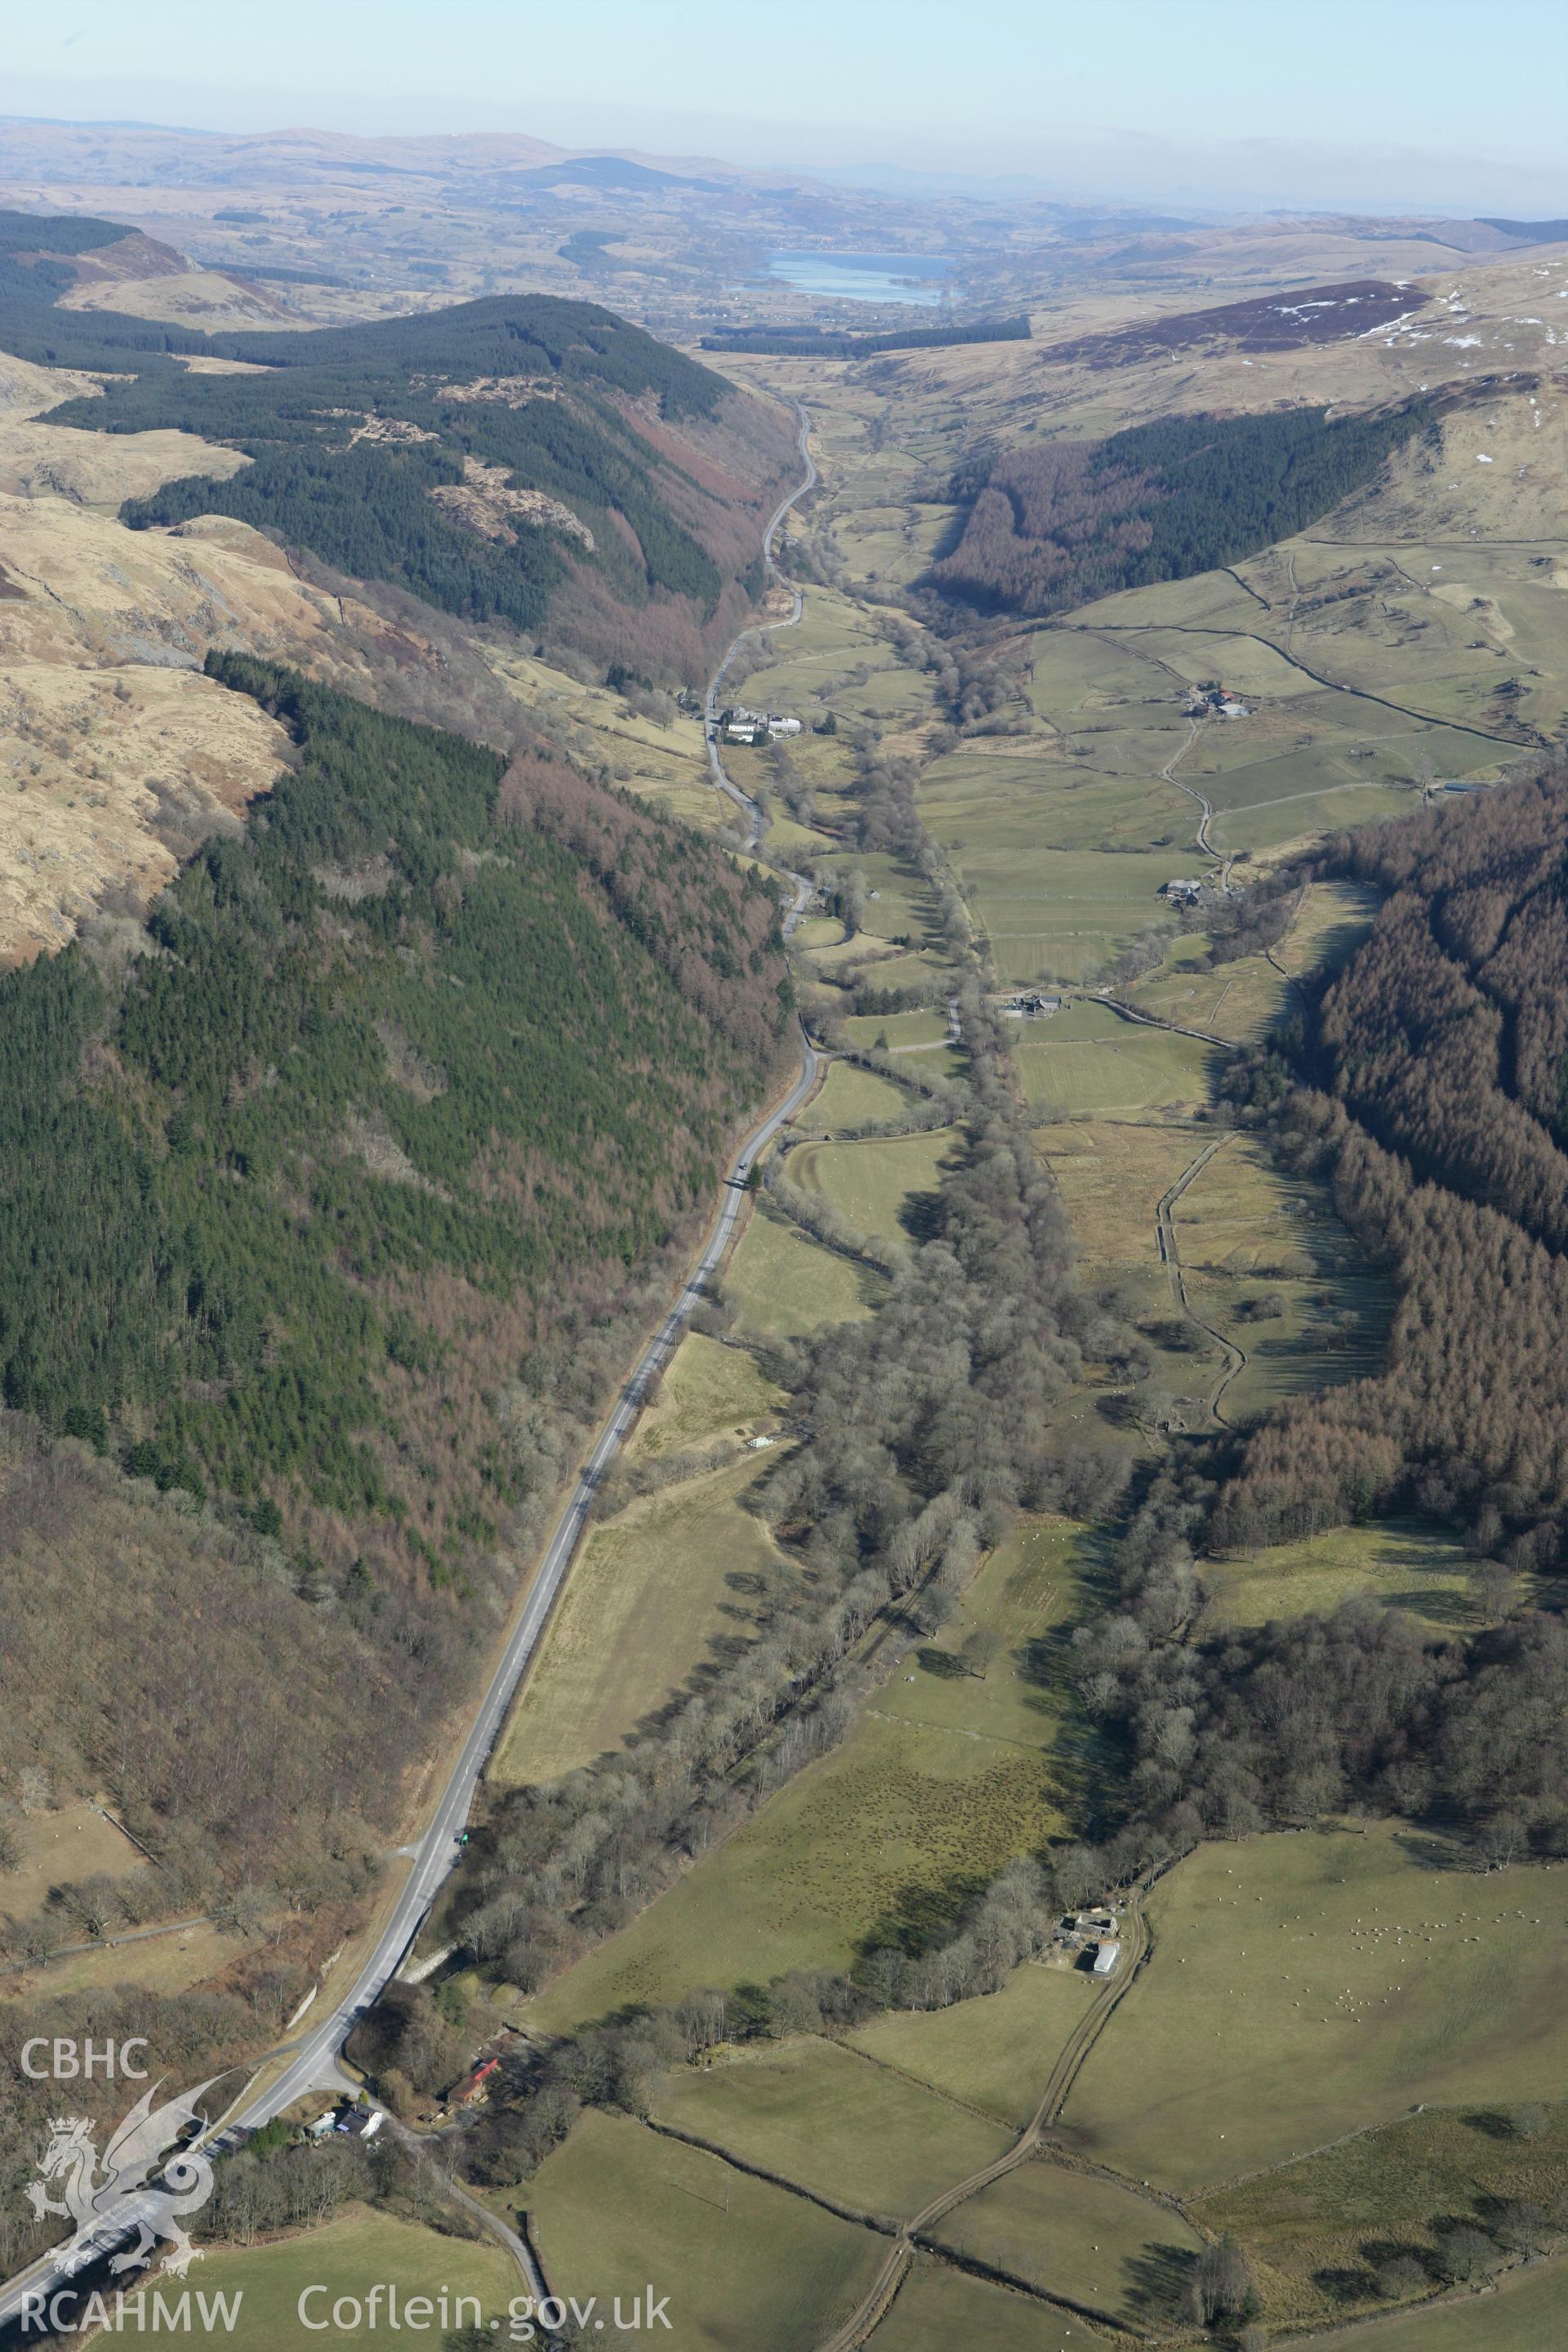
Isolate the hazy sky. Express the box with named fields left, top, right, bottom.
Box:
left=9, top=0, right=1568, bottom=213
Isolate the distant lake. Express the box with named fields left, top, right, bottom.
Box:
left=766, top=251, right=954, bottom=305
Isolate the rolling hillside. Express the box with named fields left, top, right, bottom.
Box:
left=2, top=208, right=796, bottom=684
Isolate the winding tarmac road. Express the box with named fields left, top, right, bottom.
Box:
left=0, top=402, right=824, bottom=2338
left=706, top=403, right=818, bottom=845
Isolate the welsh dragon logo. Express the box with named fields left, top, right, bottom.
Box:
left=26, top=2078, right=219, bottom=2276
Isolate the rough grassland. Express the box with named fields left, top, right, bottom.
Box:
left=527, top=2106, right=884, bottom=2352
left=724, top=1199, right=884, bottom=1342
left=1060, top=1826, right=1568, bottom=2192
left=528, top=1522, right=1085, bottom=2031
left=1031, top=1122, right=1206, bottom=1272
left=5, top=1798, right=147, bottom=1913
left=172, top=2205, right=518, bottom=2349
left=930, top=2160, right=1204, bottom=2333
left=27, top=1917, right=251, bottom=2000
left=1200, top=1521, right=1484, bottom=1634
left=629, top=1332, right=782, bottom=1461
left=651, top=2037, right=1011, bottom=2219
left=790, top=1128, right=956, bottom=1242
left=1172, top=1131, right=1388, bottom=1417
left=492, top=1457, right=780, bottom=1785
left=1194, top=2101, right=1568, bottom=2332
left=846, top=1962, right=1096, bottom=2130
left=873, top=2253, right=1113, bottom=2352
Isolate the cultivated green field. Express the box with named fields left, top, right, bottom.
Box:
left=724, top=1198, right=884, bottom=1343
left=798, top=1059, right=918, bottom=1134
left=1196, top=2100, right=1568, bottom=2332
left=528, top=2107, right=884, bottom=2352
left=790, top=1127, right=957, bottom=1243
left=846, top=1962, right=1096, bottom=2130
left=166, top=2206, right=518, bottom=2349
left=1314, top=2259, right=1568, bottom=2352
left=872, top=2254, right=1114, bottom=2352
left=652, top=2038, right=1011, bottom=2220
left=1201, top=1521, right=1487, bottom=1633
left=492, top=1456, right=782, bottom=1784
left=844, top=1009, right=951, bottom=1053
left=929, top=2158, right=1204, bottom=2333
left=1061, top=1827, right=1568, bottom=2192
left=528, top=1521, right=1086, bottom=2031
left=1013, top=1004, right=1219, bottom=1118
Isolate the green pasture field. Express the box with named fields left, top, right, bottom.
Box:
left=1200, top=1521, right=1489, bottom=1636
left=631, top=1331, right=783, bottom=1460
left=844, top=1009, right=950, bottom=1051
left=651, top=2037, right=1011, bottom=2220
left=1059, top=1826, right=1568, bottom=2193
left=492, top=1455, right=782, bottom=1785
left=815, top=851, right=940, bottom=947
left=528, top=1520, right=1086, bottom=2033
left=171, top=2206, right=518, bottom=2350
left=1195, top=2101, right=1568, bottom=2332
left=1308, top=2257, right=1568, bottom=2352
left=1125, top=945, right=1287, bottom=1042
left=799, top=1060, right=915, bottom=1133
left=1125, top=876, right=1379, bottom=1043
left=724, top=1199, right=884, bottom=1343
left=1267, top=533, right=1568, bottom=744
left=527, top=2107, right=884, bottom=2352
left=836, top=497, right=960, bottom=594
left=789, top=1127, right=957, bottom=1243
left=872, top=2253, right=1114, bottom=2352
left=875, top=1517, right=1086, bottom=1753
left=846, top=1962, right=1096, bottom=2130
left=1013, top=1004, right=1219, bottom=1118
left=929, top=2158, right=1204, bottom=2334
left=528, top=1708, right=1063, bottom=2031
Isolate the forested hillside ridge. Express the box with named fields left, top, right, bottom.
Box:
left=0, top=207, right=222, bottom=369
left=1034, top=761, right=1568, bottom=1886
left=31, top=282, right=796, bottom=682
left=925, top=397, right=1441, bottom=619
left=1210, top=759, right=1568, bottom=1555
left=0, top=662, right=790, bottom=1821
